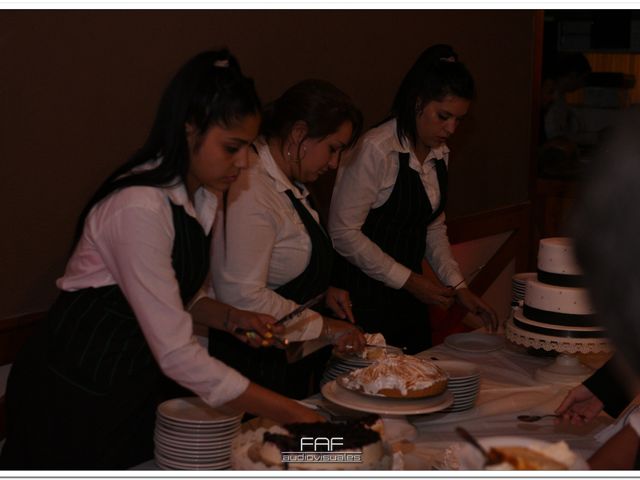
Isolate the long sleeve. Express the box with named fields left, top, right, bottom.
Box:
left=87, top=189, right=249, bottom=407
left=211, top=170, right=322, bottom=341
left=328, top=140, right=412, bottom=290
left=424, top=212, right=465, bottom=288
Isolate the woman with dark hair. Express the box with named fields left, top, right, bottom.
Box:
left=329, top=44, right=497, bottom=354
left=210, top=79, right=366, bottom=399
left=0, top=50, right=321, bottom=470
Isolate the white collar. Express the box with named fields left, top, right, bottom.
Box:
left=131, top=158, right=218, bottom=234
left=386, top=118, right=450, bottom=162
left=256, top=138, right=310, bottom=200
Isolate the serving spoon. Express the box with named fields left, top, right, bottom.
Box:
left=455, top=427, right=503, bottom=466
left=517, top=413, right=586, bottom=422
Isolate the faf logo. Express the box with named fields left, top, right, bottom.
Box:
left=281, top=436, right=362, bottom=464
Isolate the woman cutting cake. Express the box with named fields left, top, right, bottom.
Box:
left=210, top=79, right=366, bottom=399
left=329, top=44, right=497, bottom=353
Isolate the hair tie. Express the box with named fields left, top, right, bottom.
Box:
left=440, top=56, right=456, bottom=63
left=213, top=59, right=230, bottom=68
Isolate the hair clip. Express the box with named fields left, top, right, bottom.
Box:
left=440, top=56, right=456, bottom=62
left=213, top=59, right=230, bottom=68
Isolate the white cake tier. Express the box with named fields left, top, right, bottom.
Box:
left=537, top=237, right=583, bottom=276
left=525, top=279, right=594, bottom=315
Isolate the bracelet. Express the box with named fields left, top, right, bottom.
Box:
left=223, top=307, right=233, bottom=333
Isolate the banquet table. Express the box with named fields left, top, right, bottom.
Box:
left=135, top=334, right=624, bottom=470
left=377, top=338, right=616, bottom=470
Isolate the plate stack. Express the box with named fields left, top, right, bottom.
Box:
left=512, top=272, right=536, bottom=306
left=154, top=397, right=242, bottom=470
left=321, top=354, right=369, bottom=386
left=433, top=360, right=481, bottom=412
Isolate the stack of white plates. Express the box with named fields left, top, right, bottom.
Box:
left=512, top=272, right=536, bottom=306
left=154, top=397, right=242, bottom=470
left=433, top=360, right=481, bottom=412
left=321, top=354, right=369, bottom=386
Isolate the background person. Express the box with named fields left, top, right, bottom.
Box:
left=568, top=110, right=640, bottom=469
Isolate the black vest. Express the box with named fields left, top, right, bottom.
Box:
left=333, top=152, right=448, bottom=353
left=1, top=200, right=211, bottom=468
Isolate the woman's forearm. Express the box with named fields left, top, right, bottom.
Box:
left=190, top=296, right=234, bottom=332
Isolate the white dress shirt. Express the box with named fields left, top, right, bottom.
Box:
left=58, top=168, right=249, bottom=407
left=211, top=139, right=323, bottom=341
left=328, top=118, right=464, bottom=290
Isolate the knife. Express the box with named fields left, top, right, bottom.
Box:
left=452, top=264, right=485, bottom=289
left=274, top=291, right=326, bottom=326
left=233, top=291, right=326, bottom=343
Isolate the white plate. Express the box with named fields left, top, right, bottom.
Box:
left=157, top=397, right=242, bottom=425
left=444, top=333, right=505, bottom=353
left=155, top=451, right=230, bottom=470
left=155, top=421, right=240, bottom=436
left=456, top=435, right=588, bottom=470
left=321, top=380, right=453, bottom=415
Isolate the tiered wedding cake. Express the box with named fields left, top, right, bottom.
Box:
left=511, top=237, right=606, bottom=341
left=506, top=238, right=610, bottom=383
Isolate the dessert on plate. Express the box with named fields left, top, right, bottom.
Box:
left=339, top=355, right=448, bottom=398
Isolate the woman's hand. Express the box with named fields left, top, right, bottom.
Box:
left=325, top=286, right=355, bottom=323
left=403, top=272, right=455, bottom=308
left=555, top=384, right=604, bottom=425
left=224, top=307, right=286, bottom=348
left=322, top=318, right=366, bottom=354
left=455, top=288, right=498, bottom=332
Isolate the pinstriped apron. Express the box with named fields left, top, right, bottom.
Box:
left=209, top=189, right=334, bottom=400
left=332, top=152, right=448, bottom=354
left=0, top=201, right=210, bottom=469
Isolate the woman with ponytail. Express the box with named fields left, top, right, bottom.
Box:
left=0, top=50, right=321, bottom=470
left=329, top=44, right=497, bottom=354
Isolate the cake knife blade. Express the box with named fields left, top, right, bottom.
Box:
left=452, top=264, right=485, bottom=289
left=275, top=291, right=326, bottom=326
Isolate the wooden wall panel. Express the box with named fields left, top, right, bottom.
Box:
left=0, top=10, right=538, bottom=320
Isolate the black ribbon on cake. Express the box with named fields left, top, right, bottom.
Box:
left=522, top=304, right=598, bottom=326
left=513, top=316, right=607, bottom=338
left=537, top=269, right=585, bottom=288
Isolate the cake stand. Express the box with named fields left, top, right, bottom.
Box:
left=505, top=313, right=611, bottom=385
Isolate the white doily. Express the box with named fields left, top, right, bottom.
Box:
left=506, top=317, right=611, bottom=355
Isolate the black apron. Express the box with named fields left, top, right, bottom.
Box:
left=209, top=189, right=334, bottom=399
left=333, top=152, right=448, bottom=354
left=0, top=201, right=210, bottom=469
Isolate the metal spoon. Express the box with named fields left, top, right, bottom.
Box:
left=455, top=427, right=503, bottom=466
left=517, top=413, right=585, bottom=422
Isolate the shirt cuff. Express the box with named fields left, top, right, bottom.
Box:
left=386, top=262, right=412, bottom=290
left=187, top=288, right=209, bottom=311
left=201, top=367, right=251, bottom=407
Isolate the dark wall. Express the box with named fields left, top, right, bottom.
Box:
left=0, top=10, right=537, bottom=318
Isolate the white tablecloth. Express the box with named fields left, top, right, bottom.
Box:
left=395, top=340, right=614, bottom=469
